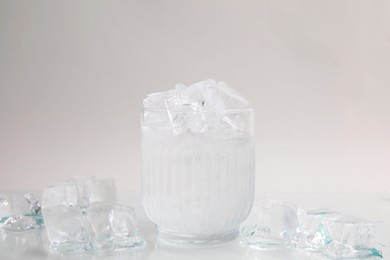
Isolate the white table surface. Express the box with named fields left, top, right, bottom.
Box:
left=1, top=192, right=389, bottom=260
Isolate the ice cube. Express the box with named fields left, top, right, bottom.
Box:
left=2, top=215, right=41, bottom=232
left=144, top=80, right=252, bottom=136
left=110, top=204, right=145, bottom=250
left=216, top=81, right=250, bottom=109
left=24, top=193, right=41, bottom=215
left=42, top=205, right=92, bottom=253
left=176, top=80, right=226, bottom=134
left=143, top=89, right=178, bottom=110
left=86, top=202, right=114, bottom=251
left=42, top=178, right=117, bottom=211
left=0, top=193, right=30, bottom=217
left=86, top=203, right=145, bottom=251
left=240, top=198, right=298, bottom=249
left=0, top=193, right=12, bottom=223
left=294, top=208, right=338, bottom=249
left=88, top=178, right=117, bottom=204
left=41, top=183, right=79, bottom=209
left=0, top=192, right=43, bottom=231
left=41, top=178, right=145, bottom=253
left=68, top=177, right=92, bottom=209
left=164, top=87, right=194, bottom=135
left=314, top=216, right=382, bottom=258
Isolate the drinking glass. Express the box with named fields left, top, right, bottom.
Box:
left=141, top=108, right=255, bottom=247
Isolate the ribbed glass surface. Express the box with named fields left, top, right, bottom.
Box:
left=142, top=130, right=255, bottom=236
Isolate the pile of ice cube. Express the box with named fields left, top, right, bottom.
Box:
left=0, top=192, right=42, bottom=232
left=240, top=198, right=383, bottom=259
left=143, top=79, right=252, bottom=136
left=41, top=177, right=145, bottom=253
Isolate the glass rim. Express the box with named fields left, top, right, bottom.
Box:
left=143, top=107, right=254, bottom=113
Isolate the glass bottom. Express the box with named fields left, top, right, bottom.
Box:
left=157, top=228, right=239, bottom=248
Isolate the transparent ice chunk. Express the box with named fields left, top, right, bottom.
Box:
left=69, top=177, right=91, bottom=210
left=88, top=178, right=117, bottom=204
left=42, top=205, right=92, bottom=253
left=87, top=202, right=114, bottom=251
left=165, top=80, right=227, bottom=135
left=216, top=80, right=250, bottom=109
left=24, top=193, right=41, bottom=215
left=143, top=89, right=177, bottom=110
left=143, top=79, right=252, bottom=136
left=294, top=208, right=338, bottom=249
left=41, top=183, right=79, bottom=209
left=42, top=177, right=117, bottom=211
left=86, top=202, right=145, bottom=251
left=110, top=204, right=146, bottom=250
left=0, top=193, right=30, bottom=218
left=2, top=215, right=42, bottom=232
left=41, top=178, right=144, bottom=253
left=240, top=198, right=298, bottom=249
left=314, top=216, right=382, bottom=258
left=0, top=193, right=12, bottom=223
left=0, top=193, right=43, bottom=231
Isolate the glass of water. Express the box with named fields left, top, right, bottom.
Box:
left=141, top=106, right=255, bottom=247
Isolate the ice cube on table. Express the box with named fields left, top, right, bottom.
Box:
left=68, top=177, right=91, bottom=209
left=0, top=193, right=30, bottom=219
left=110, top=204, right=145, bottom=250
left=294, top=208, right=338, bottom=249
left=42, top=205, right=92, bottom=253
left=42, top=178, right=117, bottom=210
left=88, top=178, right=117, bottom=204
left=71, top=177, right=117, bottom=206
left=314, top=216, right=382, bottom=259
left=2, top=215, right=42, bottom=232
left=24, top=193, right=41, bottom=215
left=41, top=183, right=79, bottom=209
left=0, top=192, right=43, bottom=231
left=240, top=198, right=298, bottom=249
left=86, top=202, right=145, bottom=251
left=86, top=202, right=114, bottom=251
left=0, top=193, right=12, bottom=223
left=69, top=177, right=116, bottom=207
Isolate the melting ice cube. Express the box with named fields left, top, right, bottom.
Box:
left=42, top=205, right=92, bottom=253
left=294, top=208, right=338, bottom=249
left=314, top=215, right=382, bottom=259
left=0, top=193, right=43, bottom=232
left=41, top=178, right=144, bottom=253
left=240, top=198, right=298, bottom=249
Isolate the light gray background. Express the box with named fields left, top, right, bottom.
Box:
left=0, top=0, right=389, bottom=193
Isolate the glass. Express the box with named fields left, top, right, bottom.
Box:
left=141, top=108, right=255, bottom=247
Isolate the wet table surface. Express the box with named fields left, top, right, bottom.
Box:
left=1, top=192, right=389, bottom=260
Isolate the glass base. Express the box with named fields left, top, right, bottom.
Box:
left=157, top=228, right=238, bottom=248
